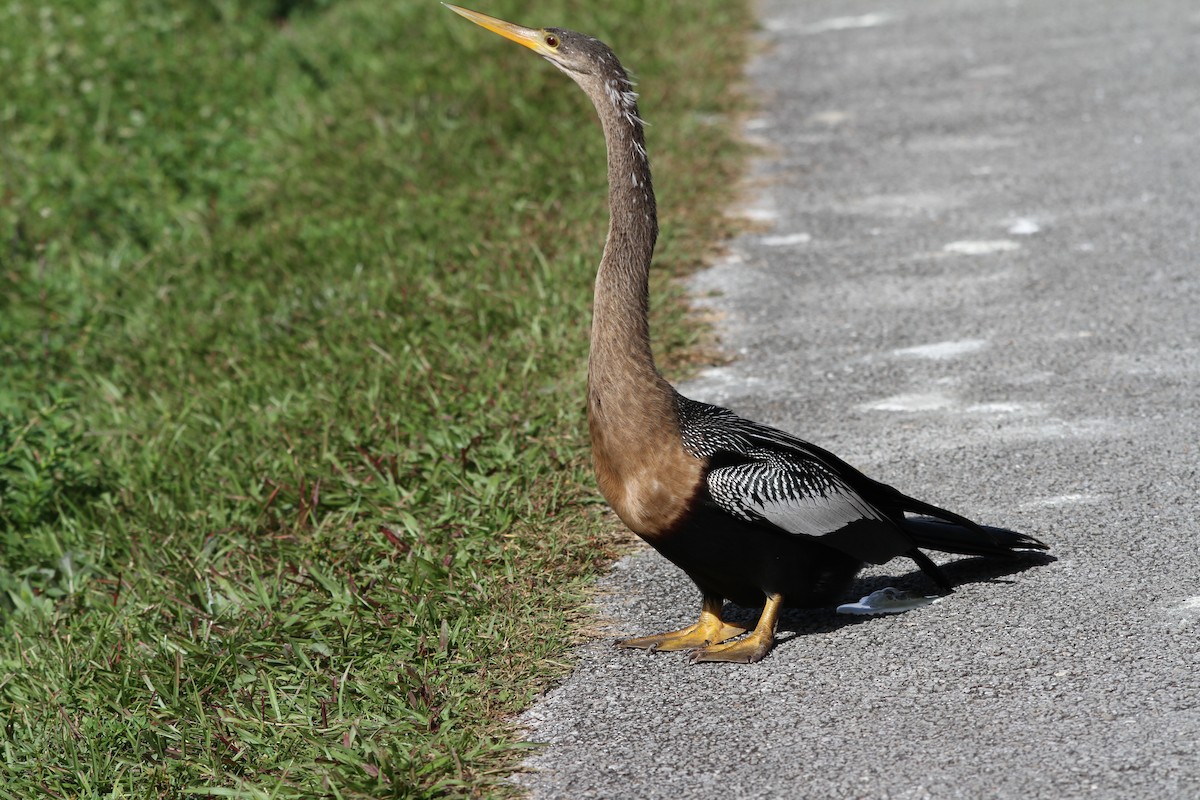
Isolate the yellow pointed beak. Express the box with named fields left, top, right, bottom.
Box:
left=444, top=4, right=551, bottom=55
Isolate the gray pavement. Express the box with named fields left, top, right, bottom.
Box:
left=514, top=0, right=1200, bottom=797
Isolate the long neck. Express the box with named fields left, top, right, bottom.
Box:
left=583, top=70, right=673, bottom=423
left=577, top=62, right=701, bottom=540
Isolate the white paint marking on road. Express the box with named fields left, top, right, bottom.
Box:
left=906, top=135, right=1020, bottom=152
left=965, top=401, right=1031, bottom=414
left=861, top=392, right=956, bottom=412
left=731, top=204, right=779, bottom=223
left=800, top=13, right=892, bottom=34
left=1018, top=493, right=1103, bottom=510
left=846, top=191, right=962, bottom=216
left=943, top=239, right=1021, bottom=255
left=1171, top=597, right=1200, bottom=613
left=810, top=110, right=850, bottom=126
left=1008, top=218, right=1041, bottom=235
left=892, top=339, right=989, bottom=359
left=761, top=232, right=812, bottom=247
left=862, top=393, right=1043, bottom=416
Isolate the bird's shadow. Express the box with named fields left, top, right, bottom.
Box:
left=720, top=552, right=1057, bottom=641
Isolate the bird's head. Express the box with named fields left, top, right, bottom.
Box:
left=445, top=4, right=624, bottom=88
left=445, top=3, right=651, bottom=185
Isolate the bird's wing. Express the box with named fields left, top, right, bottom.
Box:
left=678, top=396, right=914, bottom=563
left=704, top=454, right=912, bottom=564
left=706, top=457, right=884, bottom=534
left=706, top=447, right=893, bottom=524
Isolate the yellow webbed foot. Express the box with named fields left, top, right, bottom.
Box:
left=617, top=620, right=749, bottom=651
left=616, top=594, right=747, bottom=651
left=689, top=629, right=774, bottom=663
left=690, top=593, right=783, bottom=665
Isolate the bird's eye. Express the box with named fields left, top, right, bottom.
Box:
left=545, top=34, right=559, bottom=48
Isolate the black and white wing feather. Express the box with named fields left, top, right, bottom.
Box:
left=706, top=457, right=883, bottom=534
left=677, top=395, right=915, bottom=564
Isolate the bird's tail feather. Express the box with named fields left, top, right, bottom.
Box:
left=903, top=515, right=1049, bottom=558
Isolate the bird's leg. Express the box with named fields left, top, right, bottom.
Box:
left=616, top=593, right=748, bottom=652
left=690, top=593, right=783, bottom=664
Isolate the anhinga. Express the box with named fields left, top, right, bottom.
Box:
left=447, top=5, right=1048, bottom=663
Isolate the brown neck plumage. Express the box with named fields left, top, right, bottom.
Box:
left=574, top=59, right=701, bottom=538
left=581, top=65, right=674, bottom=428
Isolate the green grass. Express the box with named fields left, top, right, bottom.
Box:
left=0, top=0, right=749, bottom=796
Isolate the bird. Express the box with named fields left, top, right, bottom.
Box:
left=446, top=5, right=1049, bottom=663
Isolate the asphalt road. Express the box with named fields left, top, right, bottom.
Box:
left=513, top=1, right=1200, bottom=797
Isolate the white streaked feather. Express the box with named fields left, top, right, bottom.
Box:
left=707, top=460, right=884, bottom=536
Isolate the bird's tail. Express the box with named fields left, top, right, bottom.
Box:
left=903, top=515, right=1049, bottom=558
left=894, top=500, right=1048, bottom=594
